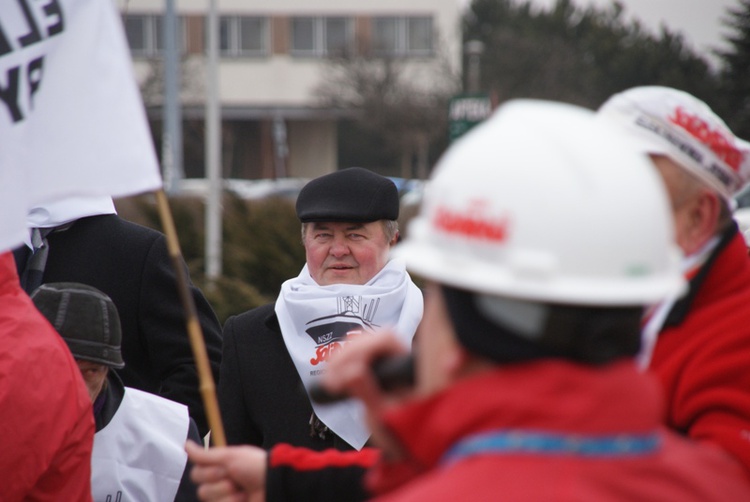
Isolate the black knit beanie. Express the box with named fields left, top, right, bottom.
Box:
left=31, top=282, right=125, bottom=369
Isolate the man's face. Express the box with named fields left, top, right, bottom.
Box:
left=304, top=221, right=393, bottom=286
left=650, top=154, right=712, bottom=254
left=76, top=359, right=108, bottom=403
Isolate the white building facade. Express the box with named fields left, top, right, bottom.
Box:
left=117, top=0, right=462, bottom=181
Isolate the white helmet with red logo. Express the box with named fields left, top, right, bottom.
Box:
left=393, top=99, right=685, bottom=306
left=597, top=86, right=750, bottom=202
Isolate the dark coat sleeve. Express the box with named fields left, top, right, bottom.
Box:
left=175, top=418, right=201, bottom=502
left=217, top=303, right=354, bottom=451
left=137, top=232, right=223, bottom=437
left=39, top=215, right=222, bottom=438
left=265, top=444, right=377, bottom=502
left=219, top=313, right=263, bottom=446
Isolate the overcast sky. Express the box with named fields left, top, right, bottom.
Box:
left=460, top=0, right=738, bottom=68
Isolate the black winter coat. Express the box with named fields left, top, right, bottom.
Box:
left=219, top=303, right=353, bottom=451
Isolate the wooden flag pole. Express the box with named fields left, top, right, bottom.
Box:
left=155, top=189, right=226, bottom=446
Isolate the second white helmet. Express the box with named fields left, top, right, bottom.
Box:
left=393, top=99, right=685, bottom=306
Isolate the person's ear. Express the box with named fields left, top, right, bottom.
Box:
left=389, top=230, right=399, bottom=246
left=681, top=189, right=721, bottom=254
left=444, top=343, right=470, bottom=379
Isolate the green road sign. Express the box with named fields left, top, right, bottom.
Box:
left=448, top=93, right=492, bottom=142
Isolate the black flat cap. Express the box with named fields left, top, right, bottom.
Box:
left=296, top=167, right=399, bottom=223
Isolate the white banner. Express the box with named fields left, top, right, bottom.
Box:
left=0, top=0, right=162, bottom=252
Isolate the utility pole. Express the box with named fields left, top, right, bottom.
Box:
left=465, top=40, right=484, bottom=93
left=205, top=0, right=222, bottom=283
left=272, top=114, right=288, bottom=179
left=162, top=0, right=183, bottom=194
left=448, top=40, right=490, bottom=143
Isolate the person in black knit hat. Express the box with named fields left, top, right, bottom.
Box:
left=32, top=282, right=201, bottom=501
left=218, top=167, right=423, bottom=453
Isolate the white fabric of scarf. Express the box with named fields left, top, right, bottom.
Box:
left=275, top=258, right=423, bottom=450
left=637, top=235, right=719, bottom=370
left=28, top=195, right=117, bottom=229
left=21, top=195, right=117, bottom=248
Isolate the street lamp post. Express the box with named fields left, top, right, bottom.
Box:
left=465, top=40, right=484, bottom=94
left=205, top=0, right=222, bottom=283
left=162, top=0, right=183, bottom=194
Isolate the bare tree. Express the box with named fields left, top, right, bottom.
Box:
left=138, top=56, right=204, bottom=106
left=315, top=39, right=460, bottom=179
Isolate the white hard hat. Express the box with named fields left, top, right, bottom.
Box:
left=597, top=86, right=750, bottom=202
left=393, top=99, right=685, bottom=306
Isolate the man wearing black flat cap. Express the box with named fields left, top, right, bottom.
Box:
left=218, top=167, right=423, bottom=452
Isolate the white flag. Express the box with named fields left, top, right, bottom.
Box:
left=0, top=0, right=162, bottom=252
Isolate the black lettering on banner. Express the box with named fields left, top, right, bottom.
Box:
left=0, top=0, right=66, bottom=56
left=0, top=0, right=66, bottom=123
left=0, top=55, right=46, bottom=123
left=0, top=21, right=11, bottom=57
left=0, top=66, right=23, bottom=122
left=105, top=491, right=124, bottom=502
left=17, top=0, right=43, bottom=48
left=27, top=55, right=43, bottom=108
left=43, top=0, right=65, bottom=37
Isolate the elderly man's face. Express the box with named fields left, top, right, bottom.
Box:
left=304, top=221, right=394, bottom=286
left=76, top=360, right=108, bottom=402
left=650, top=154, right=719, bottom=255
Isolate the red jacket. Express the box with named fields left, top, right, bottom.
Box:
left=0, top=252, right=94, bottom=500
left=366, top=361, right=750, bottom=501
left=651, top=225, right=750, bottom=477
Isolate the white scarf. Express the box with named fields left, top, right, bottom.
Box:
left=22, top=195, right=117, bottom=247
left=275, top=258, right=423, bottom=450
left=638, top=235, right=719, bottom=370
left=28, top=195, right=117, bottom=229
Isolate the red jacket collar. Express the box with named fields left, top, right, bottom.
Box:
left=379, top=360, right=663, bottom=472
left=665, top=223, right=749, bottom=327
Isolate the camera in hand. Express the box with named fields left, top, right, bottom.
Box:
left=308, top=354, right=415, bottom=404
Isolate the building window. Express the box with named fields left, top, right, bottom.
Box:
left=124, top=14, right=185, bottom=58
left=290, top=17, right=353, bottom=57
left=124, top=15, right=162, bottom=57
left=219, top=16, right=269, bottom=57
left=372, top=16, right=433, bottom=57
